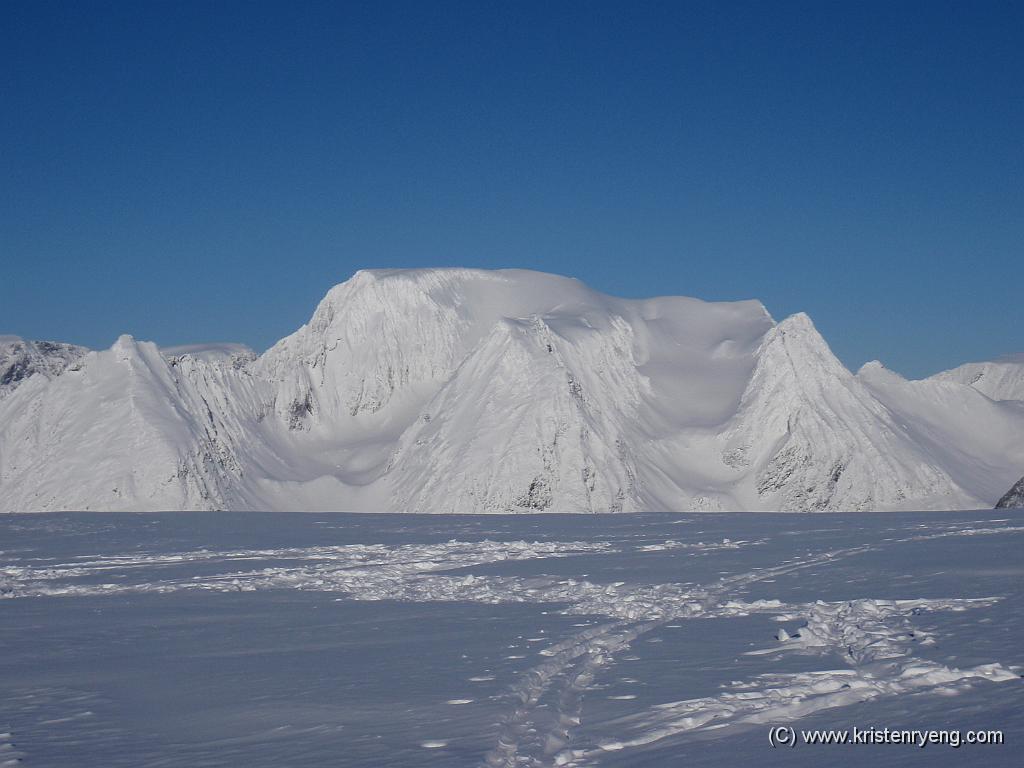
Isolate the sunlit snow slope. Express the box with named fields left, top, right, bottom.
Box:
left=1, top=269, right=1022, bottom=512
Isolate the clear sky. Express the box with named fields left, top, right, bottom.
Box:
left=2, top=1, right=1021, bottom=379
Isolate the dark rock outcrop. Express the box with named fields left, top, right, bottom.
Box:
left=995, top=476, right=1024, bottom=509
left=0, top=337, right=88, bottom=398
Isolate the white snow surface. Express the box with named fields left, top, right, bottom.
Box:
left=1, top=510, right=1022, bottom=767
left=159, top=342, right=256, bottom=365
left=931, top=354, right=1024, bottom=402
left=1, top=268, right=1022, bottom=512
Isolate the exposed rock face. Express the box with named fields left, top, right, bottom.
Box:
left=2, top=269, right=1023, bottom=513
left=0, top=336, right=87, bottom=399
left=996, top=476, right=1024, bottom=509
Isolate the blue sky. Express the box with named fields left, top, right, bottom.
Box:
left=2, top=1, right=1021, bottom=378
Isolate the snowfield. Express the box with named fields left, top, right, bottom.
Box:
left=1, top=510, right=1022, bottom=766
left=2, top=268, right=1023, bottom=514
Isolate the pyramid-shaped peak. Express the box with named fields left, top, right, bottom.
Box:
left=766, top=311, right=831, bottom=351
left=775, top=311, right=819, bottom=334
left=752, top=310, right=854, bottom=386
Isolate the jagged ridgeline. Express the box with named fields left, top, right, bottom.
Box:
left=996, top=476, right=1024, bottom=509
left=2, top=269, right=1023, bottom=513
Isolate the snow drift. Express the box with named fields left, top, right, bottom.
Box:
left=1, top=268, right=1022, bottom=513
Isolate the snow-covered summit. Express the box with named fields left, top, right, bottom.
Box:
left=2, top=268, right=1022, bottom=513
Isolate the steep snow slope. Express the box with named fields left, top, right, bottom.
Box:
left=1, top=268, right=1020, bottom=512
left=996, top=476, right=1024, bottom=508
left=384, top=274, right=780, bottom=513
left=253, top=269, right=776, bottom=513
left=932, top=354, right=1024, bottom=402
left=0, top=336, right=87, bottom=399
left=857, top=361, right=1024, bottom=506
left=718, top=317, right=969, bottom=512
left=388, top=314, right=644, bottom=513
left=0, top=337, right=271, bottom=511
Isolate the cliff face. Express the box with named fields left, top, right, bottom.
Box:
left=996, top=477, right=1024, bottom=509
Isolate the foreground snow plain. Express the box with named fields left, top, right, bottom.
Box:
left=2, top=511, right=1022, bottom=767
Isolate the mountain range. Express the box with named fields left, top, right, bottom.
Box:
left=2, top=268, right=1022, bottom=513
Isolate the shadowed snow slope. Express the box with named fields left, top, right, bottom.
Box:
left=1, top=268, right=1022, bottom=512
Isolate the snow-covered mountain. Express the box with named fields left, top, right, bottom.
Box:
left=0, top=336, right=88, bottom=400
left=931, top=354, right=1024, bottom=402
left=997, top=476, right=1024, bottom=508
left=856, top=361, right=1024, bottom=509
left=1, top=268, right=1021, bottom=513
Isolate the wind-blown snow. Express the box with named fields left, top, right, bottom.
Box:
left=1, top=510, right=1022, bottom=767
left=1, top=268, right=1022, bottom=512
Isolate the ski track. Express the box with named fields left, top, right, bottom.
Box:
left=0, top=730, right=25, bottom=768
left=1, top=522, right=1022, bottom=766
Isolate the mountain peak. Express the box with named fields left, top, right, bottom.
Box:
left=858, top=360, right=887, bottom=375
left=929, top=354, right=1024, bottom=402
left=996, top=475, right=1024, bottom=509
left=777, top=310, right=814, bottom=329
left=756, top=310, right=851, bottom=383
left=3, top=268, right=1020, bottom=513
